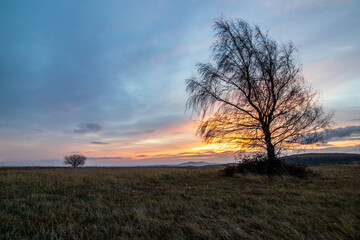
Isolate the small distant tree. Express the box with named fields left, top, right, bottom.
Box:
left=64, top=154, right=86, bottom=167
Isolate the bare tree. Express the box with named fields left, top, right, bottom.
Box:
left=186, top=18, right=332, bottom=164
left=64, top=154, right=86, bottom=167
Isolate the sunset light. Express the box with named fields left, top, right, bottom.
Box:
left=0, top=0, right=359, bottom=166
left=1, top=1, right=360, bottom=238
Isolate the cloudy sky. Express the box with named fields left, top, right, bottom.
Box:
left=1, top=0, right=359, bottom=166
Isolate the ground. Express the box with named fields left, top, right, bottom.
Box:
left=0, top=165, right=359, bottom=239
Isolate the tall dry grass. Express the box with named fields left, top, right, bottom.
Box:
left=0, top=165, right=359, bottom=239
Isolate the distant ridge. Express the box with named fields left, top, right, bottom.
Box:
left=282, top=153, right=360, bottom=166
left=177, top=161, right=219, bottom=167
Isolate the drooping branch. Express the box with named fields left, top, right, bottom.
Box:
left=186, top=17, right=332, bottom=160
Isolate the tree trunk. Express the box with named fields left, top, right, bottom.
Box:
left=263, top=125, right=276, bottom=162
left=266, top=143, right=276, bottom=161
left=263, top=125, right=283, bottom=174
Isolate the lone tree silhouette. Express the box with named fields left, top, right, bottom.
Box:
left=186, top=18, right=332, bottom=166
left=64, top=154, right=86, bottom=167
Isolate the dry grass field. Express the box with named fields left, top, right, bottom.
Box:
left=0, top=165, right=359, bottom=239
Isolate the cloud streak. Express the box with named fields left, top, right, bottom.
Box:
left=325, top=125, right=360, bottom=139
left=74, top=123, right=104, bottom=134
left=90, top=141, right=108, bottom=145
left=33, top=128, right=46, bottom=133
left=299, top=125, right=360, bottom=144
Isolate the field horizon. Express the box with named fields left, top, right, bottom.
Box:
left=2, top=152, right=360, bottom=167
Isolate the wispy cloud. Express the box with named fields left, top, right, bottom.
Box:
left=90, top=141, right=108, bottom=145
left=87, top=156, right=128, bottom=160
left=33, top=128, right=46, bottom=133
left=257, top=0, right=352, bottom=11
left=325, top=125, right=360, bottom=139
left=300, top=125, right=360, bottom=144
left=144, top=129, right=156, bottom=133
left=74, top=123, right=104, bottom=134
left=123, top=129, right=156, bottom=135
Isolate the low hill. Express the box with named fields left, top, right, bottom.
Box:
left=282, top=153, right=360, bottom=166
left=177, top=161, right=219, bottom=167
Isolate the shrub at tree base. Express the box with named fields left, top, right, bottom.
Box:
left=221, top=154, right=316, bottom=178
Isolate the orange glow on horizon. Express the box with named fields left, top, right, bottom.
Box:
left=326, top=139, right=360, bottom=148
left=63, top=120, right=360, bottom=162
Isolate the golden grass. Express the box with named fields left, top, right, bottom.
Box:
left=0, top=165, right=359, bottom=239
